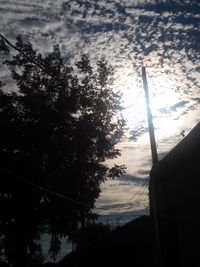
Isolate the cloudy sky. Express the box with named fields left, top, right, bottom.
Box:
left=1, top=0, right=200, bottom=224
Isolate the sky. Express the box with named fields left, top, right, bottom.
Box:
left=1, top=0, right=200, bottom=227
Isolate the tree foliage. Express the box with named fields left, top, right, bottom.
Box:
left=0, top=36, right=125, bottom=265
left=69, top=222, right=113, bottom=251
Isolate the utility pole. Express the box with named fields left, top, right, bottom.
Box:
left=142, top=66, right=158, bottom=165
left=142, top=66, right=161, bottom=266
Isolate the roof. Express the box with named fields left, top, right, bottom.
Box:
left=150, top=122, right=200, bottom=180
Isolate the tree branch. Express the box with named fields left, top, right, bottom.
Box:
left=0, top=34, right=47, bottom=73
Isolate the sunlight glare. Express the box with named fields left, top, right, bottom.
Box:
left=116, top=69, right=182, bottom=140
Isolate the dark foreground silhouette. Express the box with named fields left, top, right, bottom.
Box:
left=0, top=36, right=126, bottom=265
left=56, top=215, right=154, bottom=267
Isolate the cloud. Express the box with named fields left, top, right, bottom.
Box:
left=94, top=175, right=149, bottom=222
left=141, top=1, right=200, bottom=15
left=129, top=124, right=149, bottom=141
left=1, top=0, right=200, bottom=134
left=1, top=0, right=200, bottom=223
left=1, top=0, right=200, bottom=79
left=97, top=208, right=148, bottom=225
left=122, top=174, right=149, bottom=185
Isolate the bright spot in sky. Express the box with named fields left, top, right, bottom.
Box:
left=116, top=68, right=182, bottom=141
left=149, top=74, right=181, bottom=139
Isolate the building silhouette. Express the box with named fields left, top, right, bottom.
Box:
left=150, top=122, right=200, bottom=267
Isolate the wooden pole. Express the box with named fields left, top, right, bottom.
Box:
left=142, top=66, right=158, bottom=165
left=142, top=66, right=161, bottom=266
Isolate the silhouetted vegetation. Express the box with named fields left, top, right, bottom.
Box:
left=0, top=36, right=126, bottom=266
left=69, top=222, right=113, bottom=251
left=59, top=216, right=154, bottom=267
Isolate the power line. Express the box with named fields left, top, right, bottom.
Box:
left=116, top=183, right=149, bottom=222
left=0, top=34, right=151, bottom=221
left=0, top=167, right=90, bottom=208
left=1, top=166, right=148, bottom=215
left=95, top=180, right=149, bottom=224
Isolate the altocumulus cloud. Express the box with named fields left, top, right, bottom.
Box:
left=1, top=0, right=200, bottom=93
left=1, top=0, right=200, bottom=162
left=1, top=0, right=200, bottom=222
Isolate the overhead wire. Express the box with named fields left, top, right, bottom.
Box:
left=0, top=34, right=150, bottom=222
left=0, top=167, right=90, bottom=209
left=115, top=182, right=149, bottom=223
left=1, top=166, right=148, bottom=214
left=94, top=178, right=149, bottom=224
left=0, top=166, right=150, bottom=220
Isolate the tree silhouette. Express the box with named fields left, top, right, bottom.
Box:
left=0, top=36, right=126, bottom=266
left=68, top=222, right=113, bottom=251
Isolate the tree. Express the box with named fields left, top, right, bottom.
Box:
left=68, top=222, right=113, bottom=251
left=0, top=35, right=125, bottom=266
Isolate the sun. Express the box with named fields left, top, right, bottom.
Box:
left=148, top=76, right=182, bottom=139
left=115, top=68, right=182, bottom=141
